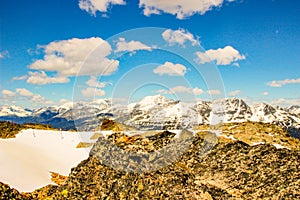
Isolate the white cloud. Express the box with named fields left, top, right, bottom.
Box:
left=153, top=61, right=187, bottom=76
left=86, top=76, right=110, bottom=88
left=31, top=94, right=49, bottom=104
left=15, top=88, right=51, bottom=104
left=81, top=87, right=106, bottom=97
left=27, top=71, right=69, bottom=85
left=170, top=86, right=192, bottom=93
left=12, top=75, right=28, bottom=81
left=16, top=88, right=34, bottom=97
left=228, top=90, right=241, bottom=96
left=28, top=37, right=119, bottom=85
left=270, top=98, right=300, bottom=107
left=139, top=0, right=233, bottom=19
left=157, top=86, right=204, bottom=95
left=0, top=50, right=9, bottom=59
left=115, top=38, right=152, bottom=53
left=2, top=88, right=53, bottom=105
left=207, top=89, right=221, bottom=95
left=79, top=0, right=126, bottom=16
left=2, top=89, right=15, bottom=97
left=263, top=92, right=269, bottom=96
left=267, top=78, right=300, bottom=87
left=162, top=29, right=200, bottom=46
left=83, top=76, right=111, bottom=98
left=192, top=87, right=205, bottom=95
left=60, top=99, right=72, bottom=104
left=195, top=46, right=245, bottom=65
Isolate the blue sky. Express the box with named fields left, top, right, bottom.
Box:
left=0, top=0, right=299, bottom=108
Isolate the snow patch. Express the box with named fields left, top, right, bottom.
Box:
left=273, top=143, right=290, bottom=150
left=251, top=142, right=265, bottom=146
left=0, top=129, right=91, bottom=192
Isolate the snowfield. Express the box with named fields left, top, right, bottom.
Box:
left=0, top=129, right=95, bottom=192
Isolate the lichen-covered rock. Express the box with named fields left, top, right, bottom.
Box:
left=0, top=182, right=29, bottom=199
left=36, top=127, right=300, bottom=199
left=27, top=184, right=58, bottom=199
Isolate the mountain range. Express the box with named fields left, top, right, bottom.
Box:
left=1, top=95, right=299, bottom=138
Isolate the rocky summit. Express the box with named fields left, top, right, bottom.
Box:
left=7, top=122, right=297, bottom=199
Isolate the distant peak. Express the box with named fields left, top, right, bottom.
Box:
left=138, top=95, right=170, bottom=104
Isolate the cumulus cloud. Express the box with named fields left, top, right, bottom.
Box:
left=1, top=88, right=53, bottom=105
left=79, top=0, right=126, bottom=16
left=162, top=29, right=200, bottom=46
left=28, top=37, right=119, bottom=85
left=2, top=89, right=15, bottom=97
left=157, top=86, right=204, bottom=95
left=12, top=75, right=28, bottom=81
left=16, top=88, right=53, bottom=104
left=228, top=90, right=241, bottom=96
left=27, top=71, right=69, bottom=85
left=195, top=46, right=245, bottom=65
left=192, top=87, right=205, bottom=95
left=16, top=88, right=34, bottom=97
left=86, top=76, right=110, bottom=88
left=115, top=38, right=152, bottom=53
left=207, top=89, right=221, bottom=95
left=267, top=78, right=300, bottom=87
left=153, top=61, right=187, bottom=76
left=81, top=87, right=106, bottom=97
left=83, top=76, right=111, bottom=98
left=270, top=98, right=300, bottom=107
left=139, top=0, right=234, bottom=19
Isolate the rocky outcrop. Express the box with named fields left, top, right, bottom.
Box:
left=29, top=124, right=300, bottom=199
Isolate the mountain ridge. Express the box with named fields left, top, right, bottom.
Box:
left=0, top=96, right=299, bottom=137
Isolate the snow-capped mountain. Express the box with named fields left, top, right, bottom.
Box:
left=0, top=105, right=32, bottom=117
left=121, top=96, right=212, bottom=130
left=0, top=96, right=299, bottom=137
left=287, top=105, right=300, bottom=116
